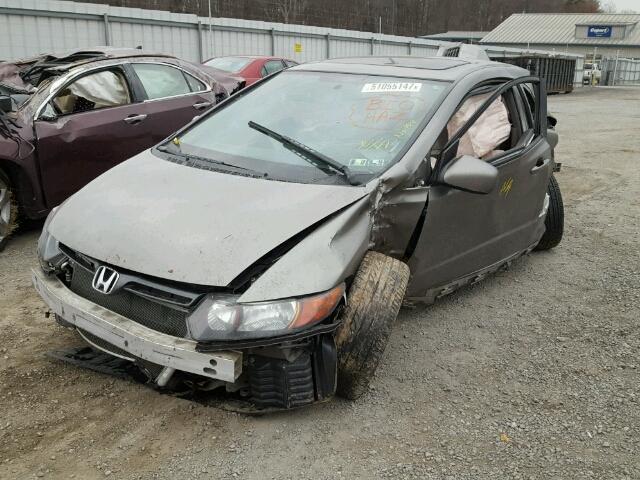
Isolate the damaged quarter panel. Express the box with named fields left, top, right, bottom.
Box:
left=239, top=194, right=374, bottom=303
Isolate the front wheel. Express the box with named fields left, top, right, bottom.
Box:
left=335, top=251, right=410, bottom=400
left=535, top=174, right=564, bottom=251
left=0, top=170, right=18, bottom=252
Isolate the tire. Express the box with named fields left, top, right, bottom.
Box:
left=0, top=170, right=18, bottom=252
left=535, top=174, right=564, bottom=251
left=335, top=251, right=410, bottom=400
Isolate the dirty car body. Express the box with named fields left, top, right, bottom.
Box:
left=203, top=55, right=298, bottom=87
left=33, top=56, right=559, bottom=409
left=0, top=48, right=242, bottom=231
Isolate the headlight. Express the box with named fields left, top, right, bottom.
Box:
left=37, top=207, right=65, bottom=273
left=187, top=284, right=345, bottom=341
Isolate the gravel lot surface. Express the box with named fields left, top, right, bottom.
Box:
left=1, top=87, right=639, bottom=480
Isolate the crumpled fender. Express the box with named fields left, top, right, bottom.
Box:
left=238, top=194, right=374, bottom=303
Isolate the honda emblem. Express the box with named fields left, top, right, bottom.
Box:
left=92, top=266, right=119, bottom=294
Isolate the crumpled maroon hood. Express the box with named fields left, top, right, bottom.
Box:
left=0, top=59, right=37, bottom=94
left=197, top=64, right=246, bottom=95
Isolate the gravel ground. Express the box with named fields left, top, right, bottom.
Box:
left=1, top=87, right=639, bottom=480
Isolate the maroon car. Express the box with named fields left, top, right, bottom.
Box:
left=0, top=48, right=242, bottom=249
left=203, top=55, right=298, bottom=87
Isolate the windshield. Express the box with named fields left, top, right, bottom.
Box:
left=204, top=57, right=252, bottom=73
left=168, top=71, right=449, bottom=185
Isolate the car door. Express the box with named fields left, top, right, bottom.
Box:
left=34, top=65, right=151, bottom=208
left=128, top=62, right=217, bottom=144
left=407, top=77, right=553, bottom=299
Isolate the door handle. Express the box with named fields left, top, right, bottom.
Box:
left=530, top=158, right=550, bottom=174
left=192, top=101, right=212, bottom=110
left=123, top=114, right=147, bottom=125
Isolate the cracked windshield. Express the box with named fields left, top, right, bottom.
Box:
left=172, top=71, right=448, bottom=184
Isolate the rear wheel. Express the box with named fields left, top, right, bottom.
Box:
left=535, top=174, right=564, bottom=251
left=0, top=170, right=18, bottom=252
left=335, top=251, right=410, bottom=400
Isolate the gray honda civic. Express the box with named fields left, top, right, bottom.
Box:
left=34, top=50, right=564, bottom=410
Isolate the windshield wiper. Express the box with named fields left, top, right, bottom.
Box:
left=157, top=143, right=267, bottom=177
left=248, top=120, right=359, bottom=185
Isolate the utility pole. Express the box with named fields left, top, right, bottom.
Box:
left=208, top=0, right=213, bottom=58
left=612, top=49, right=619, bottom=86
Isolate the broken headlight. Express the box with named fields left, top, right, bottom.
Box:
left=37, top=207, right=65, bottom=273
left=187, top=284, right=344, bottom=341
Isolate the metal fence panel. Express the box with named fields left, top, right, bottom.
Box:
left=600, top=57, right=640, bottom=86
left=110, top=22, right=199, bottom=61
left=207, top=29, right=271, bottom=59
left=0, top=10, right=105, bottom=60
left=0, top=0, right=450, bottom=63
left=0, top=0, right=584, bottom=94
left=331, top=38, right=372, bottom=58
left=275, top=33, right=325, bottom=62
left=412, top=45, right=440, bottom=57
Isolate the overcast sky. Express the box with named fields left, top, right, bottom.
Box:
left=605, top=0, right=639, bottom=12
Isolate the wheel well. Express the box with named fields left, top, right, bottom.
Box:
left=0, top=160, right=16, bottom=187
left=0, top=159, right=35, bottom=215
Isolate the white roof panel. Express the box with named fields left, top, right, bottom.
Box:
left=481, top=13, right=640, bottom=46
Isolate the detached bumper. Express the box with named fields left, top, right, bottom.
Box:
left=31, top=268, right=242, bottom=383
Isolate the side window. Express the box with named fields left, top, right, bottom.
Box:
left=445, top=92, right=514, bottom=161
left=517, top=83, right=537, bottom=131
left=52, top=69, right=131, bottom=115
left=184, top=72, right=207, bottom=92
left=261, top=60, right=285, bottom=77
left=132, top=63, right=191, bottom=100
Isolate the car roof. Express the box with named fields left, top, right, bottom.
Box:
left=20, top=47, right=176, bottom=71
left=291, top=56, right=524, bottom=82
left=212, top=55, right=292, bottom=61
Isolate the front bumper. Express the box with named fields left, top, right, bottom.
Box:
left=32, top=268, right=242, bottom=383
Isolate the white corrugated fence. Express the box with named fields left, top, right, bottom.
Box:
left=0, top=0, right=587, bottom=92
left=0, top=0, right=444, bottom=62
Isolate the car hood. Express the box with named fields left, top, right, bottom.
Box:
left=49, top=150, right=369, bottom=287
left=198, top=64, right=246, bottom=94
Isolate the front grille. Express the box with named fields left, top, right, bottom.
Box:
left=69, top=267, right=188, bottom=337
left=77, top=328, right=134, bottom=360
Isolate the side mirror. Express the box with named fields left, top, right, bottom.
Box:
left=441, top=155, right=498, bottom=194
left=0, top=95, right=12, bottom=113
left=547, top=129, right=559, bottom=150
left=37, top=103, right=58, bottom=122
left=547, top=115, right=557, bottom=129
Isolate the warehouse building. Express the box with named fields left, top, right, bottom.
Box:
left=481, top=13, right=640, bottom=61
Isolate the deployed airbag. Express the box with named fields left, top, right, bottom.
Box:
left=68, top=70, right=129, bottom=108
left=447, top=93, right=511, bottom=159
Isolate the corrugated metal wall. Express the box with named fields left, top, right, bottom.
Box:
left=487, top=43, right=640, bottom=61
left=0, top=0, right=586, bottom=92
left=0, top=0, right=444, bottom=63
left=600, top=57, right=640, bottom=86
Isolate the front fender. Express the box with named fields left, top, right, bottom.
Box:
left=238, top=195, right=373, bottom=303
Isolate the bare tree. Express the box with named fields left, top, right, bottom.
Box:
left=78, top=0, right=609, bottom=36
left=271, top=0, right=308, bottom=23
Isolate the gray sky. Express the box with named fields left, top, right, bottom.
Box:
left=605, top=0, right=639, bottom=12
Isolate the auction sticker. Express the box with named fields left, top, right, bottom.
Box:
left=361, top=82, right=422, bottom=93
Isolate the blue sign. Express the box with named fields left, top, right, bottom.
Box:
left=587, top=26, right=612, bottom=38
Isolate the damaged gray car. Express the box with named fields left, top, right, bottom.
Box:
left=33, top=52, right=564, bottom=410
